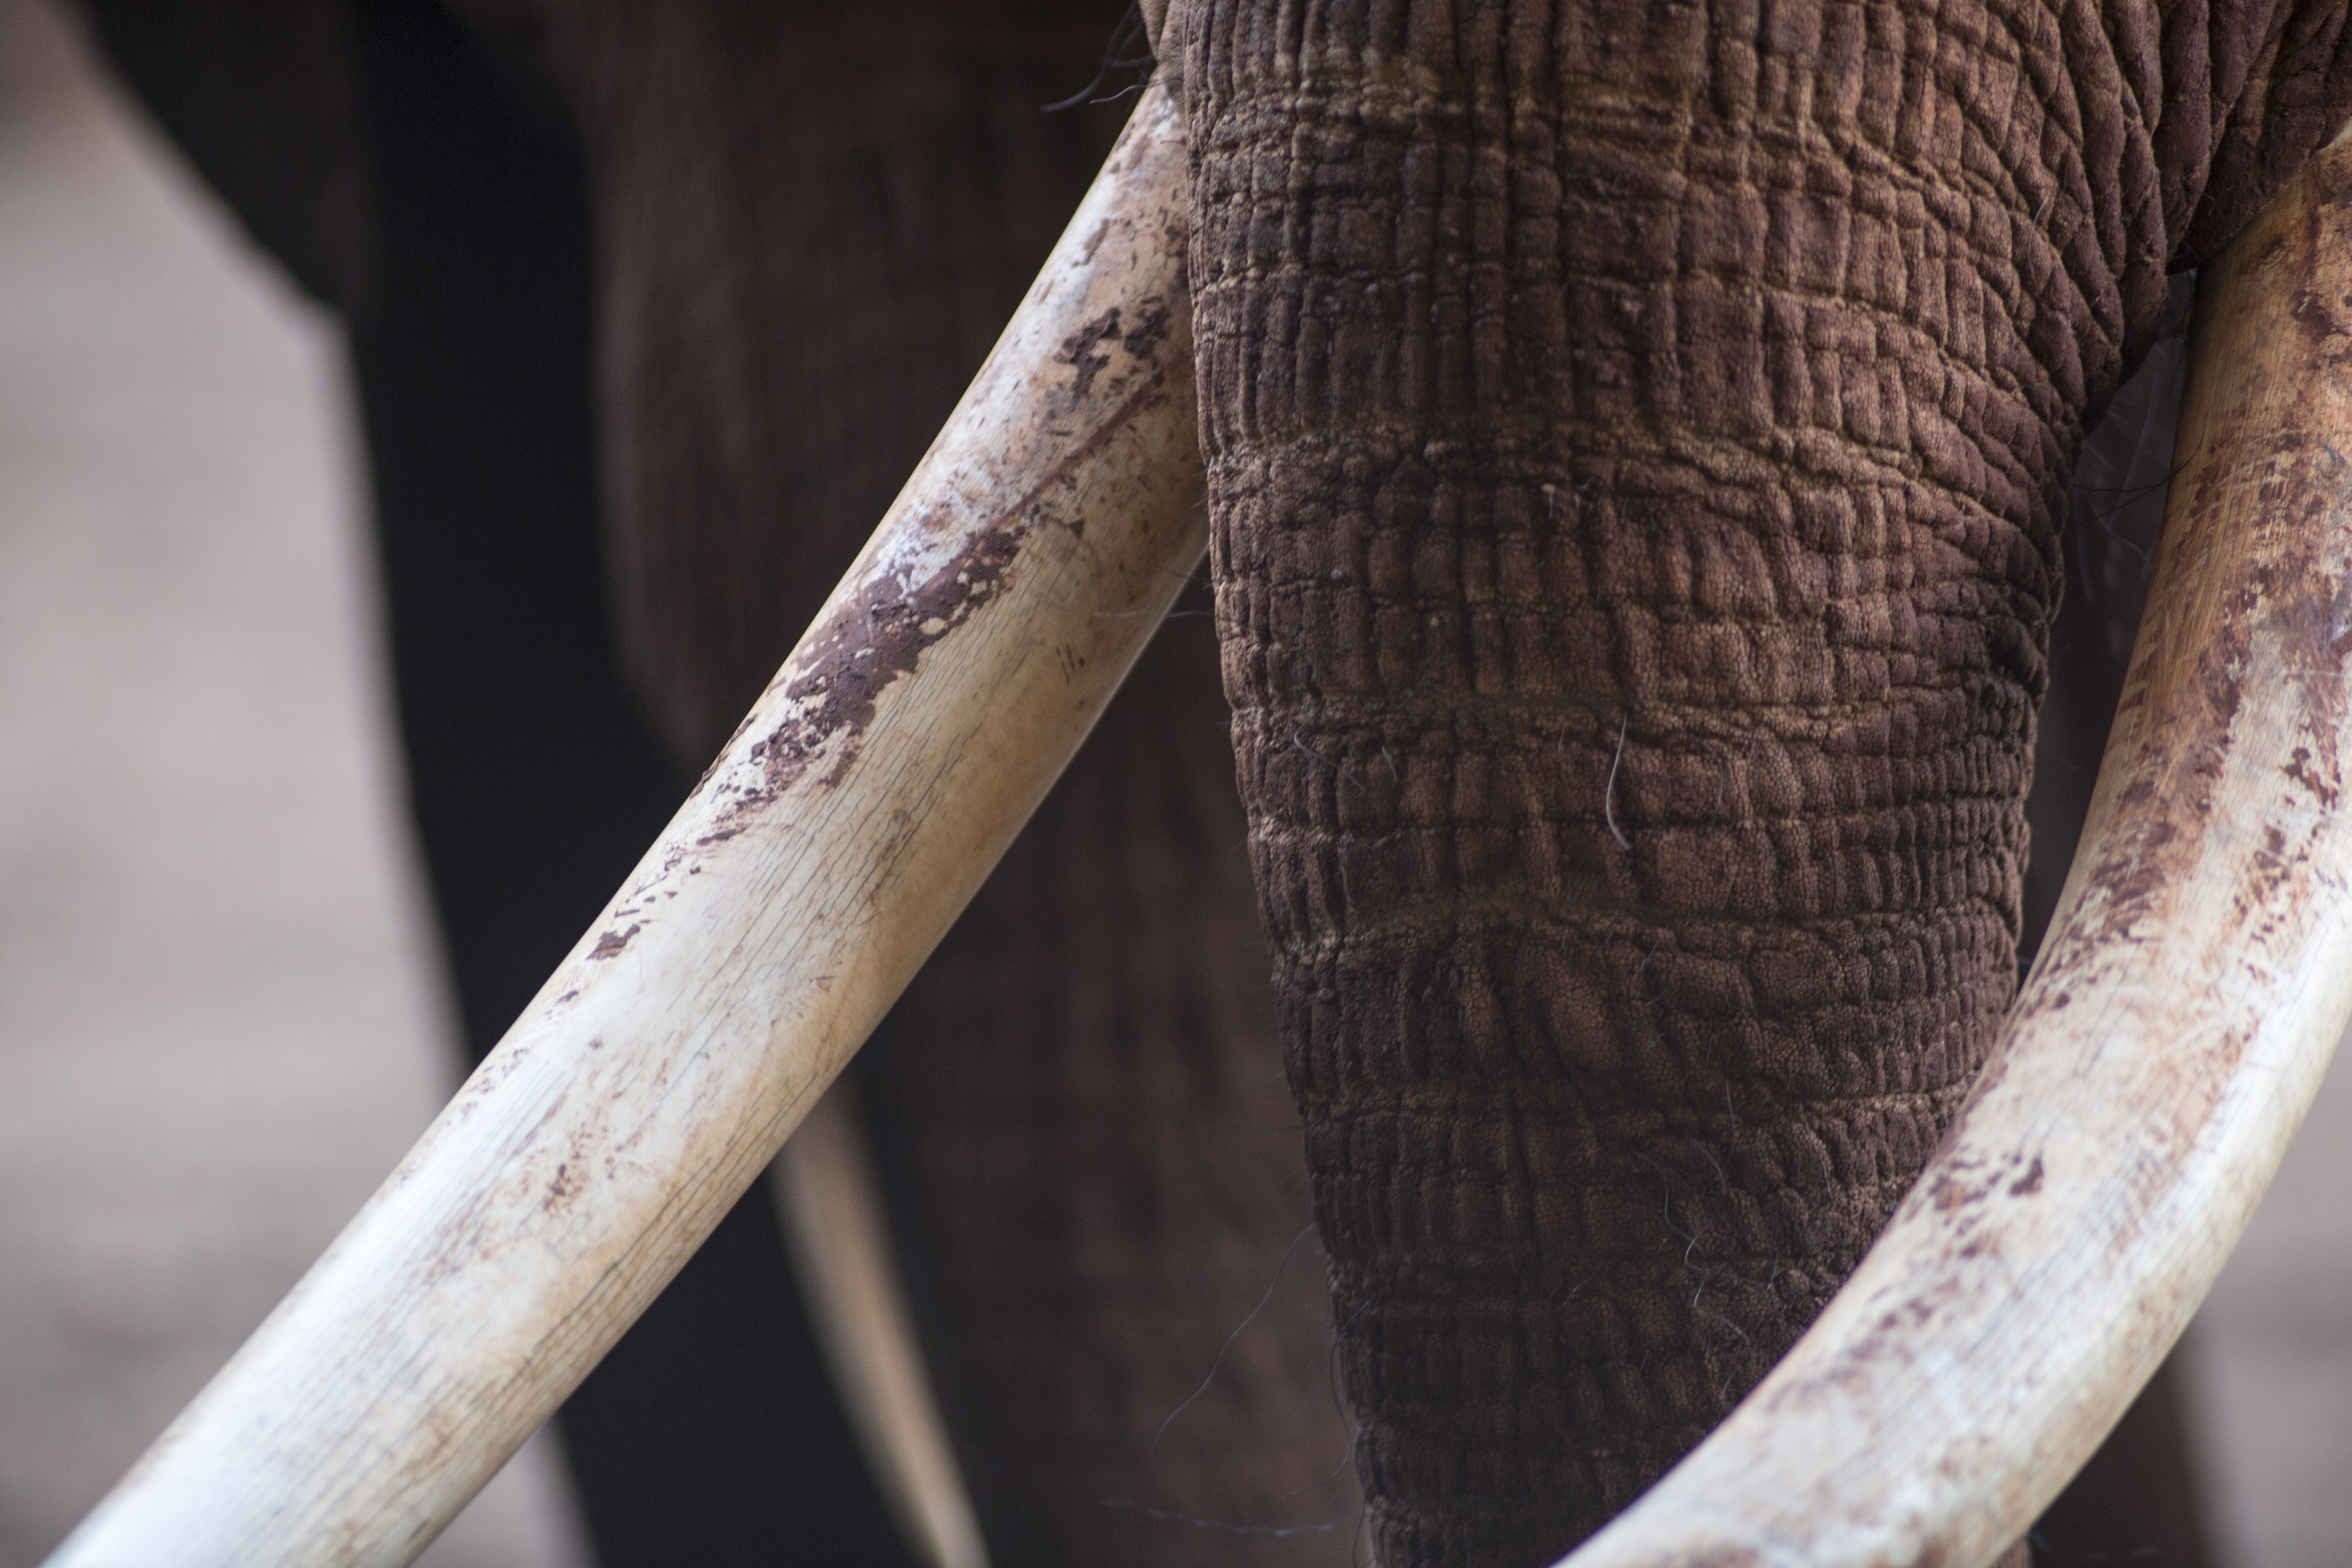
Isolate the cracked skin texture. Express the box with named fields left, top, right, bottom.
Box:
left=1173, top=0, right=2352, bottom=1561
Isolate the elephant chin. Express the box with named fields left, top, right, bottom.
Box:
left=1168, top=0, right=2352, bottom=1562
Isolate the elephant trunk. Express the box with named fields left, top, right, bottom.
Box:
left=1176, top=0, right=2351, bottom=1560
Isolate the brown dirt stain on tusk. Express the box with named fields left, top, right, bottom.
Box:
left=589, top=923, right=642, bottom=959
left=721, top=355, right=1177, bottom=822
left=2287, top=745, right=2340, bottom=807
left=1058, top=307, right=1122, bottom=398
left=543, top=1162, right=582, bottom=1214
left=1924, top=1149, right=2044, bottom=1217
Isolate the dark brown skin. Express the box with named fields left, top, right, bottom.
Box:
left=1171, top=0, right=2352, bottom=1562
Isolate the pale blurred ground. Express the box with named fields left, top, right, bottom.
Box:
left=1, top=0, right=2350, bottom=1566
left=0, top=1, right=591, bottom=1562
left=2197, top=1071, right=2352, bottom=1567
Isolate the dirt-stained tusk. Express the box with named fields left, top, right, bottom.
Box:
left=1558, top=126, right=2352, bottom=1568
left=771, top=1082, right=989, bottom=1568
left=46, top=81, right=1199, bottom=1568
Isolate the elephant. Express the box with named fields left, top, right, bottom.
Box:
left=1146, top=0, right=2351, bottom=1559
left=73, top=2, right=1349, bottom=1563
left=50, top=0, right=2352, bottom=1565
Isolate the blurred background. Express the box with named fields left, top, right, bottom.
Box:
left=1, top=0, right=2349, bottom=1563
left=0, top=0, right=587, bottom=1560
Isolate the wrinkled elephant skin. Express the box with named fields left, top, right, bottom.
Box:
left=1165, top=0, right=2352, bottom=1561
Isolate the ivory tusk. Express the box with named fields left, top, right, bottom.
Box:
left=1558, top=128, right=2352, bottom=1568
left=46, top=81, right=1200, bottom=1568
left=771, top=1082, right=989, bottom=1568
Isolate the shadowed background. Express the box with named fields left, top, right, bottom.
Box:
left=0, top=0, right=587, bottom=1560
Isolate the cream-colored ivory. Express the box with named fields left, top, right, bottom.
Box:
left=771, top=1083, right=989, bottom=1568
left=46, top=83, right=1199, bottom=1568
left=1559, top=131, right=2352, bottom=1568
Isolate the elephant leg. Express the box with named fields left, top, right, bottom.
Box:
left=345, top=7, right=922, bottom=1563
left=1172, top=0, right=2352, bottom=1561
left=522, top=5, right=1352, bottom=1561
left=858, top=595, right=1361, bottom=1565
left=78, top=1, right=922, bottom=1559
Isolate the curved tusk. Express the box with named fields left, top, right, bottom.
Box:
left=771, top=1082, right=990, bottom=1568
left=46, top=81, right=1199, bottom=1568
left=1559, top=128, right=2352, bottom=1568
